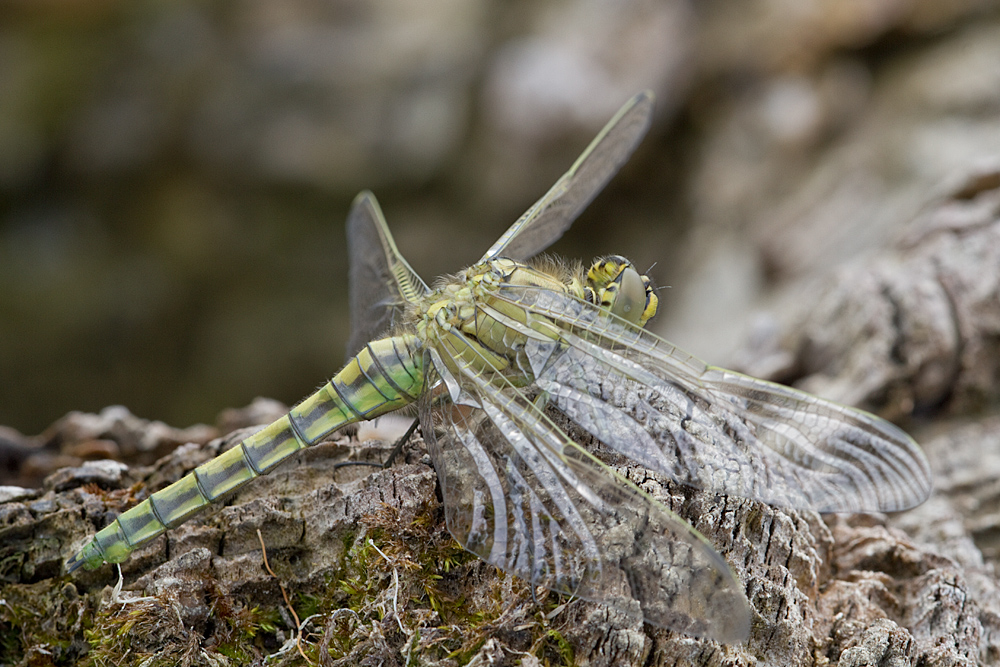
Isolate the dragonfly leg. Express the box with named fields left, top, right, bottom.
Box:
left=380, top=418, right=420, bottom=468
left=333, top=419, right=420, bottom=471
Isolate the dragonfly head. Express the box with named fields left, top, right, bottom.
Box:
left=585, top=256, right=658, bottom=326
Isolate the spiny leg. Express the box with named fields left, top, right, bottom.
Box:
left=333, top=418, right=421, bottom=471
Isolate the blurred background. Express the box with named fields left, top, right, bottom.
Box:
left=2, top=0, right=999, bottom=436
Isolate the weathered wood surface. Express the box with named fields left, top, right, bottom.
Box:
left=2, top=175, right=1000, bottom=666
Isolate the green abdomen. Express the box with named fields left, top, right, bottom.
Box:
left=67, top=335, right=424, bottom=571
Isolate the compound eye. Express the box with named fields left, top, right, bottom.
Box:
left=610, top=265, right=646, bottom=325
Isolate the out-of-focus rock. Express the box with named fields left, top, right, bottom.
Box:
left=478, top=0, right=695, bottom=210
left=735, top=170, right=1000, bottom=418
left=661, top=18, right=1000, bottom=366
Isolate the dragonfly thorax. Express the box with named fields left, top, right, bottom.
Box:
left=484, top=255, right=659, bottom=327
left=413, top=256, right=658, bottom=388
left=475, top=255, right=658, bottom=328
left=411, top=259, right=565, bottom=387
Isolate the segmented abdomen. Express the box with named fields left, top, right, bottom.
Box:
left=67, top=334, right=424, bottom=571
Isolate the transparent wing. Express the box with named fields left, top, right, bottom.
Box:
left=479, top=91, right=655, bottom=264
left=482, top=286, right=932, bottom=513
left=419, top=345, right=750, bottom=643
left=346, top=191, right=429, bottom=358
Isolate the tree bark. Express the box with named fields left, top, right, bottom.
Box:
left=3, top=171, right=1000, bottom=666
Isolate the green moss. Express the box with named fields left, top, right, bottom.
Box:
left=535, top=627, right=575, bottom=666
left=212, top=601, right=281, bottom=662
left=79, top=578, right=287, bottom=667
left=255, top=499, right=529, bottom=665
left=12, top=497, right=577, bottom=666
left=0, top=579, right=92, bottom=666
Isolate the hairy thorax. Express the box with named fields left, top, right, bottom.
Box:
left=413, top=257, right=657, bottom=386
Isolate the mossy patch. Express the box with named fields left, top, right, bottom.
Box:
left=3, top=495, right=580, bottom=666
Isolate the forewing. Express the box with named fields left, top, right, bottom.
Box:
left=484, top=286, right=932, bottom=513
left=420, top=346, right=749, bottom=643
left=346, top=191, right=429, bottom=358
left=480, top=91, right=655, bottom=263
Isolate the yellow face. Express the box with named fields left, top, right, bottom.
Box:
left=584, top=255, right=658, bottom=326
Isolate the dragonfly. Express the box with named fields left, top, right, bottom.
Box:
left=67, top=91, right=932, bottom=644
